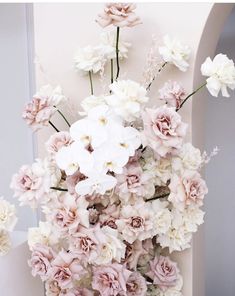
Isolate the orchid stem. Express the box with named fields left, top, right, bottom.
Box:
left=146, top=62, right=167, bottom=91
left=89, top=71, right=94, bottom=95
left=111, top=59, right=114, bottom=84
left=49, top=121, right=60, bottom=132
left=115, top=27, right=120, bottom=80
left=177, top=82, right=207, bottom=111
left=56, top=108, right=71, bottom=127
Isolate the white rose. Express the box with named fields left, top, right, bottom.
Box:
left=0, top=197, right=17, bottom=232
left=159, top=35, right=190, bottom=72
left=74, top=45, right=107, bottom=74
left=0, top=230, right=11, bottom=256
left=100, top=30, right=131, bottom=60
left=80, top=95, right=107, bottom=114
left=28, top=221, right=58, bottom=250
left=106, top=80, right=149, bottom=121
left=201, top=53, right=235, bottom=97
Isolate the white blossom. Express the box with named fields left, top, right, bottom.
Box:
left=0, top=197, right=17, bottom=232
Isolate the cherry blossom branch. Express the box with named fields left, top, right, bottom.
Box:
left=115, top=26, right=120, bottom=80
left=50, top=186, right=68, bottom=192
left=146, top=61, right=167, bottom=91
left=176, top=82, right=207, bottom=111
left=49, top=121, right=60, bottom=132
left=89, top=71, right=94, bottom=95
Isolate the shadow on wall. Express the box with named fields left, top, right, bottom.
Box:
left=204, top=6, right=235, bottom=296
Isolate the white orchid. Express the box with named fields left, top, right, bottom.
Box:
left=55, top=142, right=93, bottom=175
left=201, top=53, right=235, bottom=97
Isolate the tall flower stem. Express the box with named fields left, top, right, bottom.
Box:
left=55, top=108, right=71, bottom=127
left=115, top=27, right=120, bottom=80
left=146, top=61, right=167, bottom=91
left=49, top=121, right=60, bottom=132
left=177, top=82, right=207, bottom=111
left=111, top=59, right=114, bottom=84
left=50, top=186, right=68, bottom=192
left=89, top=71, right=94, bottom=95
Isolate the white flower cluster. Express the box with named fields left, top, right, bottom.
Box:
left=0, top=197, right=17, bottom=256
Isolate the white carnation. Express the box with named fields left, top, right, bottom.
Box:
left=106, top=80, right=149, bottom=121
left=0, top=197, right=17, bottom=232
left=35, top=84, right=67, bottom=106
left=159, top=35, right=190, bottom=72
left=201, top=53, right=235, bottom=97
left=152, top=200, right=172, bottom=235
left=80, top=95, right=107, bottom=114
left=0, top=230, right=11, bottom=256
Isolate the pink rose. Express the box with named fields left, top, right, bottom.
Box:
left=142, top=105, right=187, bottom=157
left=96, top=3, right=141, bottom=28
left=146, top=255, right=179, bottom=291
left=51, top=251, right=87, bottom=289
left=66, top=171, right=86, bottom=196
left=126, top=272, right=147, bottom=296
left=92, top=263, right=131, bottom=296
left=159, top=81, right=186, bottom=109
left=123, top=240, right=147, bottom=270
left=46, top=131, right=73, bottom=156
left=169, top=171, right=208, bottom=208
left=22, top=97, right=56, bottom=131
left=45, top=280, right=62, bottom=296
left=28, top=244, right=54, bottom=281
left=100, top=204, right=120, bottom=229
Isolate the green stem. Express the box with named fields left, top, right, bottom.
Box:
left=177, top=82, right=207, bottom=111
left=89, top=71, right=94, bottom=95
left=115, top=27, right=120, bottom=80
left=56, top=108, right=71, bottom=127
left=49, top=121, right=60, bottom=132
left=146, top=62, right=167, bottom=91
left=146, top=193, right=170, bottom=202
left=50, top=187, right=68, bottom=192
left=111, top=59, right=114, bottom=84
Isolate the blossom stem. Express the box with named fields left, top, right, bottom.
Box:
left=115, top=26, right=120, bottom=80
left=177, top=82, right=207, bottom=111
left=146, top=61, right=167, bottom=91
left=50, top=186, right=68, bottom=192
left=111, top=59, right=114, bottom=84
left=56, top=108, right=71, bottom=127
left=49, top=121, right=60, bottom=132
left=89, top=71, right=94, bottom=95
left=146, top=192, right=170, bottom=202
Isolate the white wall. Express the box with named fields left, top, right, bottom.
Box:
left=0, top=4, right=37, bottom=230
left=205, top=7, right=235, bottom=296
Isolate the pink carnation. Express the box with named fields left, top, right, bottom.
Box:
left=96, top=3, right=141, bottom=28
left=126, top=272, right=147, bottom=296
left=92, top=263, right=131, bottom=296
left=142, top=105, right=187, bottom=157
left=146, top=255, right=179, bottom=291
left=46, top=131, right=73, bottom=156
left=169, top=171, right=208, bottom=208
left=159, top=81, right=186, bottom=109
left=28, top=244, right=54, bottom=281
left=22, top=97, right=56, bottom=131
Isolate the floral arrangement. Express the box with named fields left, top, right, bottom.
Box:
left=10, top=3, right=235, bottom=296
left=0, top=197, right=17, bottom=256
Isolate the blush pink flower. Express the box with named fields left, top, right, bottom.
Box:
left=22, top=97, right=56, bottom=131
left=159, top=81, right=186, bottom=109
left=142, top=105, right=187, bottom=157
left=99, top=204, right=120, bottom=229
left=66, top=288, right=94, bottom=296
left=45, top=280, right=62, bottom=296
left=96, top=3, right=141, bottom=28
left=169, top=171, right=208, bottom=209
left=66, top=171, right=86, bottom=196
left=46, top=132, right=73, bottom=156
left=92, top=263, right=131, bottom=296
left=28, top=244, right=54, bottom=281
left=146, top=255, right=179, bottom=291
left=123, top=240, right=147, bottom=270
left=126, top=272, right=147, bottom=296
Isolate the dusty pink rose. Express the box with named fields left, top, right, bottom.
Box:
left=159, top=81, right=186, bottom=109
left=46, top=131, right=73, bottom=156
left=45, top=280, right=62, bottom=296
left=51, top=251, right=87, bottom=289
left=66, top=171, right=86, bottom=196
left=28, top=244, right=54, bottom=281
left=99, top=204, right=120, bottom=229
left=22, top=97, right=56, bottom=131
left=126, top=272, right=147, bottom=296
left=115, top=162, right=155, bottom=202
left=146, top=255, right=179, bottom=291
left=123, top=240, right=147, bottom=270
left=96, top=3, right=141, bottom=28
left=169, top=171, right=208, bottom=208
left=142, top=105, right=187, bottom=157
left=92, top=263, right=131, bottom=296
